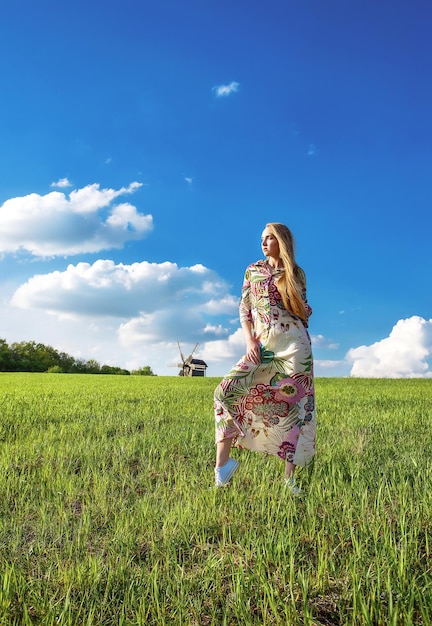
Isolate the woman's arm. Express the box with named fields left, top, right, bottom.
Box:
left=239, top=267, right=261, bottom=364
left=241, top=319, right=261, bottom=364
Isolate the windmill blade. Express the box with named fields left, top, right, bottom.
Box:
left=177, top=341, right=185, bottom=363
left=190, top=343, right=199, bottom=357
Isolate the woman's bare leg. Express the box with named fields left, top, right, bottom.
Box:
left=216, top=439, right=233, bottom=468
left=285, top=460, right=296, bottom=480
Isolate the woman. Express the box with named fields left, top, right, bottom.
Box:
left=214, top=223, right=316, bottom=492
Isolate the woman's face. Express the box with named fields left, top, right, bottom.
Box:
left=261, top=228, right=280, bottom=259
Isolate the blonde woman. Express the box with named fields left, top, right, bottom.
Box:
left=214, top=223, right=316, bottom=493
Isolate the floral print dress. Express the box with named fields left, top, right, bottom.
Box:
left=214, top=260, right=316, bottom=468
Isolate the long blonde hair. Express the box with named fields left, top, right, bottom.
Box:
left=265, top=222, right=307, bottom=321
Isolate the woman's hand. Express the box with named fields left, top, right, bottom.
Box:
left=246, top=336, right=261, bottom=364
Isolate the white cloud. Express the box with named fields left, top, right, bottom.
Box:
left=212, top=81, right=240, bottom=97
left=201, top=327, right=245, bottom=363
left=10, top=258, right=235, bottom=345
left=313, top=359, right=350, bottom=377
left=185, top=177, right=193, bottom=184
left=315, top=360, right=346, bottom=369
left=0, top=182, right=151, bottom=256
left=307, top=144, right=317, bottom=156
left=119, top=309, right=204, bottom=345
left=203, top=324, right=229, bottom=336
left=50, top=177, right=72, bottom=188
left=200, top=295, right=239, bottom=315
left=347, top=316, right=432, bottom=378
left=11, top=259, right=228, bottom=316
left=311, top=334, right=339, bottom=349
left=68, top=182, right=142, bottom=214
left=0, top=258, right=242, bottom=376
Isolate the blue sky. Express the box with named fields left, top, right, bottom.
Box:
left=1, top=0, right=431, bottom=377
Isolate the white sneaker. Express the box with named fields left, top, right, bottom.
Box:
left=215, top=458, right=239, bottom=487
left=284, top=477, right=301, bottom=495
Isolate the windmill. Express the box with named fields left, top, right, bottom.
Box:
left=172, top=341, right=208, bottom=377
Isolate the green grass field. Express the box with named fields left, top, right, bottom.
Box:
left=0, top=373, right=431, bottom=625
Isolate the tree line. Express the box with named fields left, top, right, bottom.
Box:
left=0, top=338, right=155, bottom=375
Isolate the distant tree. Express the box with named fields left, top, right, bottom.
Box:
left=8, top=341, right=60, bottom=372
left=0, top=337, right=144, bottom=375
left=100, top=365, right=130, bottom=375
left=132, top=366, right=156, bottom=376
left=70, top=358, right=88, bottom=373
left=85, top=359, right=101, bottom=374
left=37, top=343, right=61, bottom=371
left=0, top=338, right=12, bottom=371
left=57, top=351, right=76, bottom=373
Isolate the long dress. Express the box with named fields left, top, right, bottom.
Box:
left=214, top=260, right=316, bottom=468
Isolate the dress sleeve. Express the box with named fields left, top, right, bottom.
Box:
left=239, top=266, right=253, bottom=324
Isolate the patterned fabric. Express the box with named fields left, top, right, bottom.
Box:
left=214, top=260, right=316, bottom=467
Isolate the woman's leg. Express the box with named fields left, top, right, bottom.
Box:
left=284, top=460, right=296, bottom=480
left=216, top=438, right=233, bottom=468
